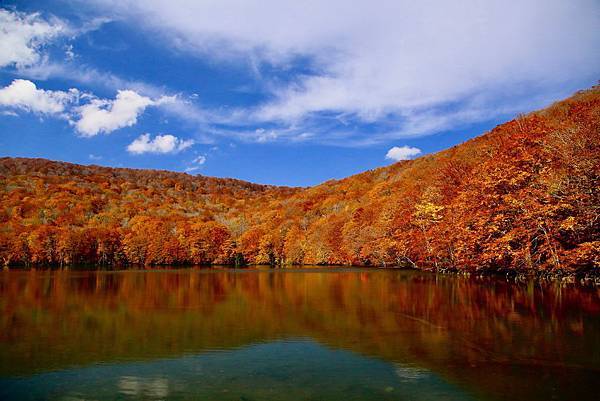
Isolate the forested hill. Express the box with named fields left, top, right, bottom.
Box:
left=1, top=86, right=599, bottom=273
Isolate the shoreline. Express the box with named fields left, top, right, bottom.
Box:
left=430, top=267, right=600, bottom=287
left=3, top=263, right=599, bottom=286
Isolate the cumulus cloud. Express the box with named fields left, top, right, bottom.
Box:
left=0, top=79, right=178, bottom=136
left=127, top=133, right=194, bottom=154
left=87, top=0, right=599, bottom=143
left=385, top=146, right=421, bottom=161
left=0, top=8, right=68, bottom=68
left=0, top=79, right=78, bottom=116
left=75, top=90, right=175, bottom=137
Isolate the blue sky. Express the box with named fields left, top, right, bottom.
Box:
left=0, top=1, right=598, bottom=186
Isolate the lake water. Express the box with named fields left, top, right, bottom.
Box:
left=0, top=267, right=598, bottom=400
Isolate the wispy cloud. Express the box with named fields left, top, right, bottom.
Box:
left=192, top=155, right=206, bottom=165
left=0, top=8, right=110, bottom=69
left=82, top=0, right=599, bottom=145
left=184, top=154, right=207, bottom=173
left=0, top=8, right=67, bottom=68
left=3, top=2, right=599, bottom=148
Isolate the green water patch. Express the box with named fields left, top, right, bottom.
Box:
left=0, top=339, right=475, bottom=401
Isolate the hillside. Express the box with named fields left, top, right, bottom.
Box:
left=1, top=87, right=598, bottom=273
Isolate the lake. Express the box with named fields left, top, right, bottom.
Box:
left=0, top=267, right=598, bottom=400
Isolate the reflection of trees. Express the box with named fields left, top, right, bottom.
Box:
left=1, top=270, right=598, bottom=400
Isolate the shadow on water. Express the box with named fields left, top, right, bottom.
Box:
left=0, top=267, right=598, bottom=400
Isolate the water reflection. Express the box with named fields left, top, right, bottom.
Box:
left=118, top=376, right=170, bottom=398
left=394, top=364, right=430, bottom=381
left=0, top=340, right=476, bottom=401
left=0, top=268, right=598, bottom=400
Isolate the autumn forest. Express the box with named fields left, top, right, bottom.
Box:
left=1, top=87, right=598, bottom=274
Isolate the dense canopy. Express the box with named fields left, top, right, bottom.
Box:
left=1, top=87, right=598, bottom=272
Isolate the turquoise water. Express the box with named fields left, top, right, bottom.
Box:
left=0, top=268, right=598, bottom=400
left=2, top=340, right=475, bottom=401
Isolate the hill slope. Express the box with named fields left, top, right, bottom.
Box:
left=1, top=87, right=598, bottom=273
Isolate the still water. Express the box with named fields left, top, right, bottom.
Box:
left=0, top=267, right=598, bottom=400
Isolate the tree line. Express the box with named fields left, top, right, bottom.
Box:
left=1, top=87, right=598, bottom=271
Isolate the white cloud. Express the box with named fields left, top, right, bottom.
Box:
left=185, top=154, right=206, bottom=173
left=0, top=9, right=67, bottom=68
left=64, top=44, right=75, bottom=61
left=0, top=79, right=179, bottom=137
left=75, top=90, right=175, bottom=137
left=255, top=128, right=278, bottom=143
left=127, top=133, right=194, bottom=154
left=192, top=155, right=206, bottom=165
left=87, top=0, right=600, bottom=143
left=0, top=79, right=78, bottom=116
left=18, top=62, right=168, bottom=98
left=385, top=146, right=421, bottom=161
